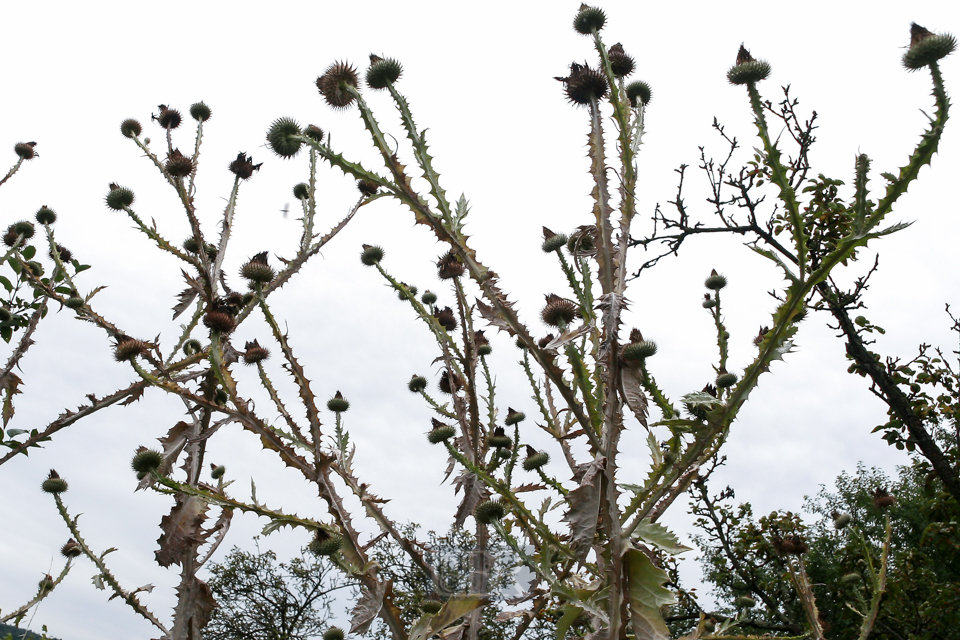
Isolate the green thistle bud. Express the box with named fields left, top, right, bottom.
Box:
left=105, top=184, right=135, bottom=210
left=735, top=595, right=756, bottom=608
left=504, top=408, right=525, bottom=426
left=13, top=220, right=35, bottom=238
left=42, top=469, right=68, bottom=494
left=716, top=372, right=738, bottom=388
left=475, top=500, right=507, bottom=525
left=293, top=183, right=309, bottom=200
left=0, top=307, right=12, bottom=323
left=422, top=600, right=443, bottom=615
left=360, top=244, right=384, bottom=266
left=38, top=575, right=55, bottom=593
left=64, top=296, right=84, bottom=309
left=210, top=464, right=226, bottom=479
left=428, top=419, right=456, bottom=444
left=120, top=118, right=142, bottom=138
left=421, top=290, right=437, bottom=305
left=309, top=530, right=343, bottom=556
left=702, top=294, right=716, bottom=309
left=35, top=206, right=57, bottom=225
left=190, top=102, right=212, bottom=122
left=240, top=252, right=275, bottom=284
left=131, top=447, right=163, bottom=474
left=833, top=512, right=852, bottom=530
left=727, top=46, right=771, bottom=85
left=61, top=539, right=82, bottom=558
left=477, top=344, right=492, bottom=356
left=183, top=339, right=203, bottom=356
left=903, top=23, right=956, bottom=70
left=541, top=227, right=568, bottom=253
left=408, top=375, right=428, bottom=392
left=323, top=627, right=345, bottom=640
left=366, top=55, right=403, bottom=89
left=841, top=572, right=860, bottom=585
left=215, top=388, right=229, bottom=405
left=398, top=283, right=417, bottom=300
left=704, top=269, right=727, bottom=291
left=497, top=448, right=511, bottom=459
left=25, top=261, right=43, bottom=276
left=327, top=391, right=350, bottom=413
left=266, top=117, right=303, bottom=158
left=573, top=5, right=605, bottom=34
left=523, top=446, right=549, bottom=471
left=622, top=340, right=657, bottom=361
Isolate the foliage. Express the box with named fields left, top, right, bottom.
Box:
left=205, top=544, right=353, bottom=640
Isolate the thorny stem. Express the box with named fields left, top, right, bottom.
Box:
left=0, top=559, right=72, bottom=625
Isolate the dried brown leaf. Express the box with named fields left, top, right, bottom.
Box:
left=563, top=456, right=606, bottom=562
left=155, top=494, right=209, bottom=567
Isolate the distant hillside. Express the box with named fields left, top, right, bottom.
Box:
left=0, top=623, right=60, bottom=640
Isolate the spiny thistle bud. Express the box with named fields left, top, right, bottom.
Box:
left=0, top=307, right=11, bottom=323
left=309, top=529, right=343, bottom=556
left=190, top=102, right=212, bottom=122
left=366, top=54, right=403, bottom=89
left=702, top=294, right=716, bottom=309
left=841, top=572, right=861, bottom=585
left=428, top=419, right=456, bottom=444
left=437, top=250, right=465, bottom=279
left=716, top=372, right=738, bottom=388
left=12, top=220, right=35, bottom=241
left=323, top=627, right=345, bottom=640
left=541, top=294, right=578, bottom=327
left=734, top=595, right=756, bottom=608
left=131, top=447, right=163, bottom=474
left=435, top=306, right=457, bottom=332
left=475, top=500, right=508, bottom=525
left=304, top=124, right=325, bottom=143
left=475, top=330, right=492, bottom=356
left=120, top=119, right=142, bottom=138
left=114, top=336, right=150, bottom=362
left=210, top=463, right=226, bottom=479
left=625, top=81, right=653, bottom=107
left=504, top=407, right=525, bottom=426
left=266, top=117, right=303, bottom=158
left=537, top=334, right=555, bottom=350
left=240, top=251, right=275, bottom=284
left=421, top=290, right=437, bottom=305
left=154, top=104, right=182, bottom=130
left=727, top=45, right=771, bottom=85
left=357, top=180, right=379, bottom=197
left=26, top=261, right=43, bottom=277
left=242, top=292, right=255, bottom=305
left=327, top=391, right=350, bottom=413
left=903, top=23, right=956, bottom=70
left=203, top=310, right=236, bottom=334
left=754, top=326, right=769, bottom=347
left=832, top=511, right=852, bottom=530
left=573, top=4, right=605, bottom=34
left=243, top=339, right=270, bottom=365
left=608, top=43, right=635, bottom=77
left=293, top=183, right=309, bottom=200
left=165, top=148, right=194, bottom=178
left=772, top=534, right=807, bottom=556
left=61, top=539, right=82, bottom=558
left=408, top=375, right=428, bottom=392
left=2, top=229, right=19, bottom=248
left=872, top=487, right=896, bottom=509
left=622, top=340, right=657, bottom=361
left=50, top=244, right=72, bottom=263
left=705, top=269, right=727, bottom=291
left=229, top=152, right=261, bottom=180
left=488, top=426, right=512, bottom=449
left=438, top=370, right=463, bottom=395
left=14, top=141, right=37, bottom=160
left=523, top=446, right=550, bottom=471
left=516, top=337, right=528, bottom=350
left=38, top=575, right=54, bottom=593
left=214, top=388, right=229, bottom=405
left=105, top=183, right=135, bottom=210
left=360, top=244, right=384, bottom=266
left=556, top=62, right=608, bottom=106
left=421, top=599, right=443, bottom=615
left=35, top=206, right=57, bottom=225
left=183, top=339, right=203, bottom=356
left=317, top=61, right=360, bottom=109
left=65, top=296, right=84, bottom=309
left=397, top=282, right=417, bottom=300
left=42, top=469, right=68, bottom=494
left=541, top=227, right=568, bottom=253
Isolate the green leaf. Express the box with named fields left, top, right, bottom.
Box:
left=22, top=245, right=35, bottom=260
left=6, top=429, right=27, bottom=437
left=633, top=519, right=691, bottom=555
left=681, top=391, right=720, bottom=407
left=1, top=327, right=11, bottom=343
left=624, top=548, right=676, bottom=640
left=555, top=604, right=584, bottom=640
left=0, top=275, right=11, bottom=292
left=75, top=264, right=92, bottom=273
left=423, top=594, right=489, bottom=639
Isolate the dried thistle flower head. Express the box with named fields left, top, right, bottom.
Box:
left=203, top=308, right=236, bottom=334
left=475, top=329, right=492, bottom=356
left=317, top=61, right=360, bottom=109
left=903, top=22, right=957, bottom=70
left=165, top=148, right=194, bottom=178
left=154, top=104, right=182, bottom=130
left=14, top=141, right=37, bottom=160
left=608, top=43, right=635, bottom=77
left=229, top=152, right=262, bottom=180
left=556, top=62, right=608, bottom=106
left=357, top=180, right=380, bottom=197
left=754, top=326, right=769, bottom=347
left=437, top=250, right=465, bottom=279
left=49, top=244, right=72, bottom=263
left=240, top=251, right=275, bottom=284
left=438, top=370, right=463, bottom=394
left=727, top=45, right=771, bottom=85
left=114, top=335, right=150, bottom=362
left=304, top=124, right=325, bottom=143
left=60, top=539, right=82, bottom=558
left=872, top=487, right=897, bottom=509
left=243, top=339, right=270, bottom=365
left=541, top=294, right=578, bottom=327
left=537, top=334, right=555, bottom=350
left=435, top=306, right=457, bottom=332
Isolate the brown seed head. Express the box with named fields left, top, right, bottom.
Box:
left=911, top=23, right=935, bottom=47
left=629, top=328, right=643, bottom=343
left=438, top=370, right=463, bottom=394
left=556, top=62, right=608, bottom=106
left=114, top=335, right=150, bottom=362
left=541, top=294, right=578, bottom=327
left=50, top=244, right=73, bottom=263
left=872, top=487, right=897, bottom=509
left=736, top=45, right=755, bottom=66
left=437, top=250, right=465, bottom=279
left=538, top=334, right=555, bottom=349
left=754, top=326, right=769, bottom=347
left=229, top=152, right=262, bottom=180
left=243, top=339, right=270, bottom=365
left=608, top=43, right=635, bottom=77
left=357, top=180, right=379, bottom=197
left=155, top=104, right=182, bottom=130
left=317, top=61, right=360, bottom=109
left=203, top=310, right=236, bottom=334
left=434, top=306, right=457, bottom=332
left=14, top=141, right=37, bottom=160
left=165, top=148, right=194, bottom=177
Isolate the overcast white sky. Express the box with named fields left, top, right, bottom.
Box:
left=1, top=1, right=958, bottom=638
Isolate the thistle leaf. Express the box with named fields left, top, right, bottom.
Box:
left=624, top=548, right=676, bottom=640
